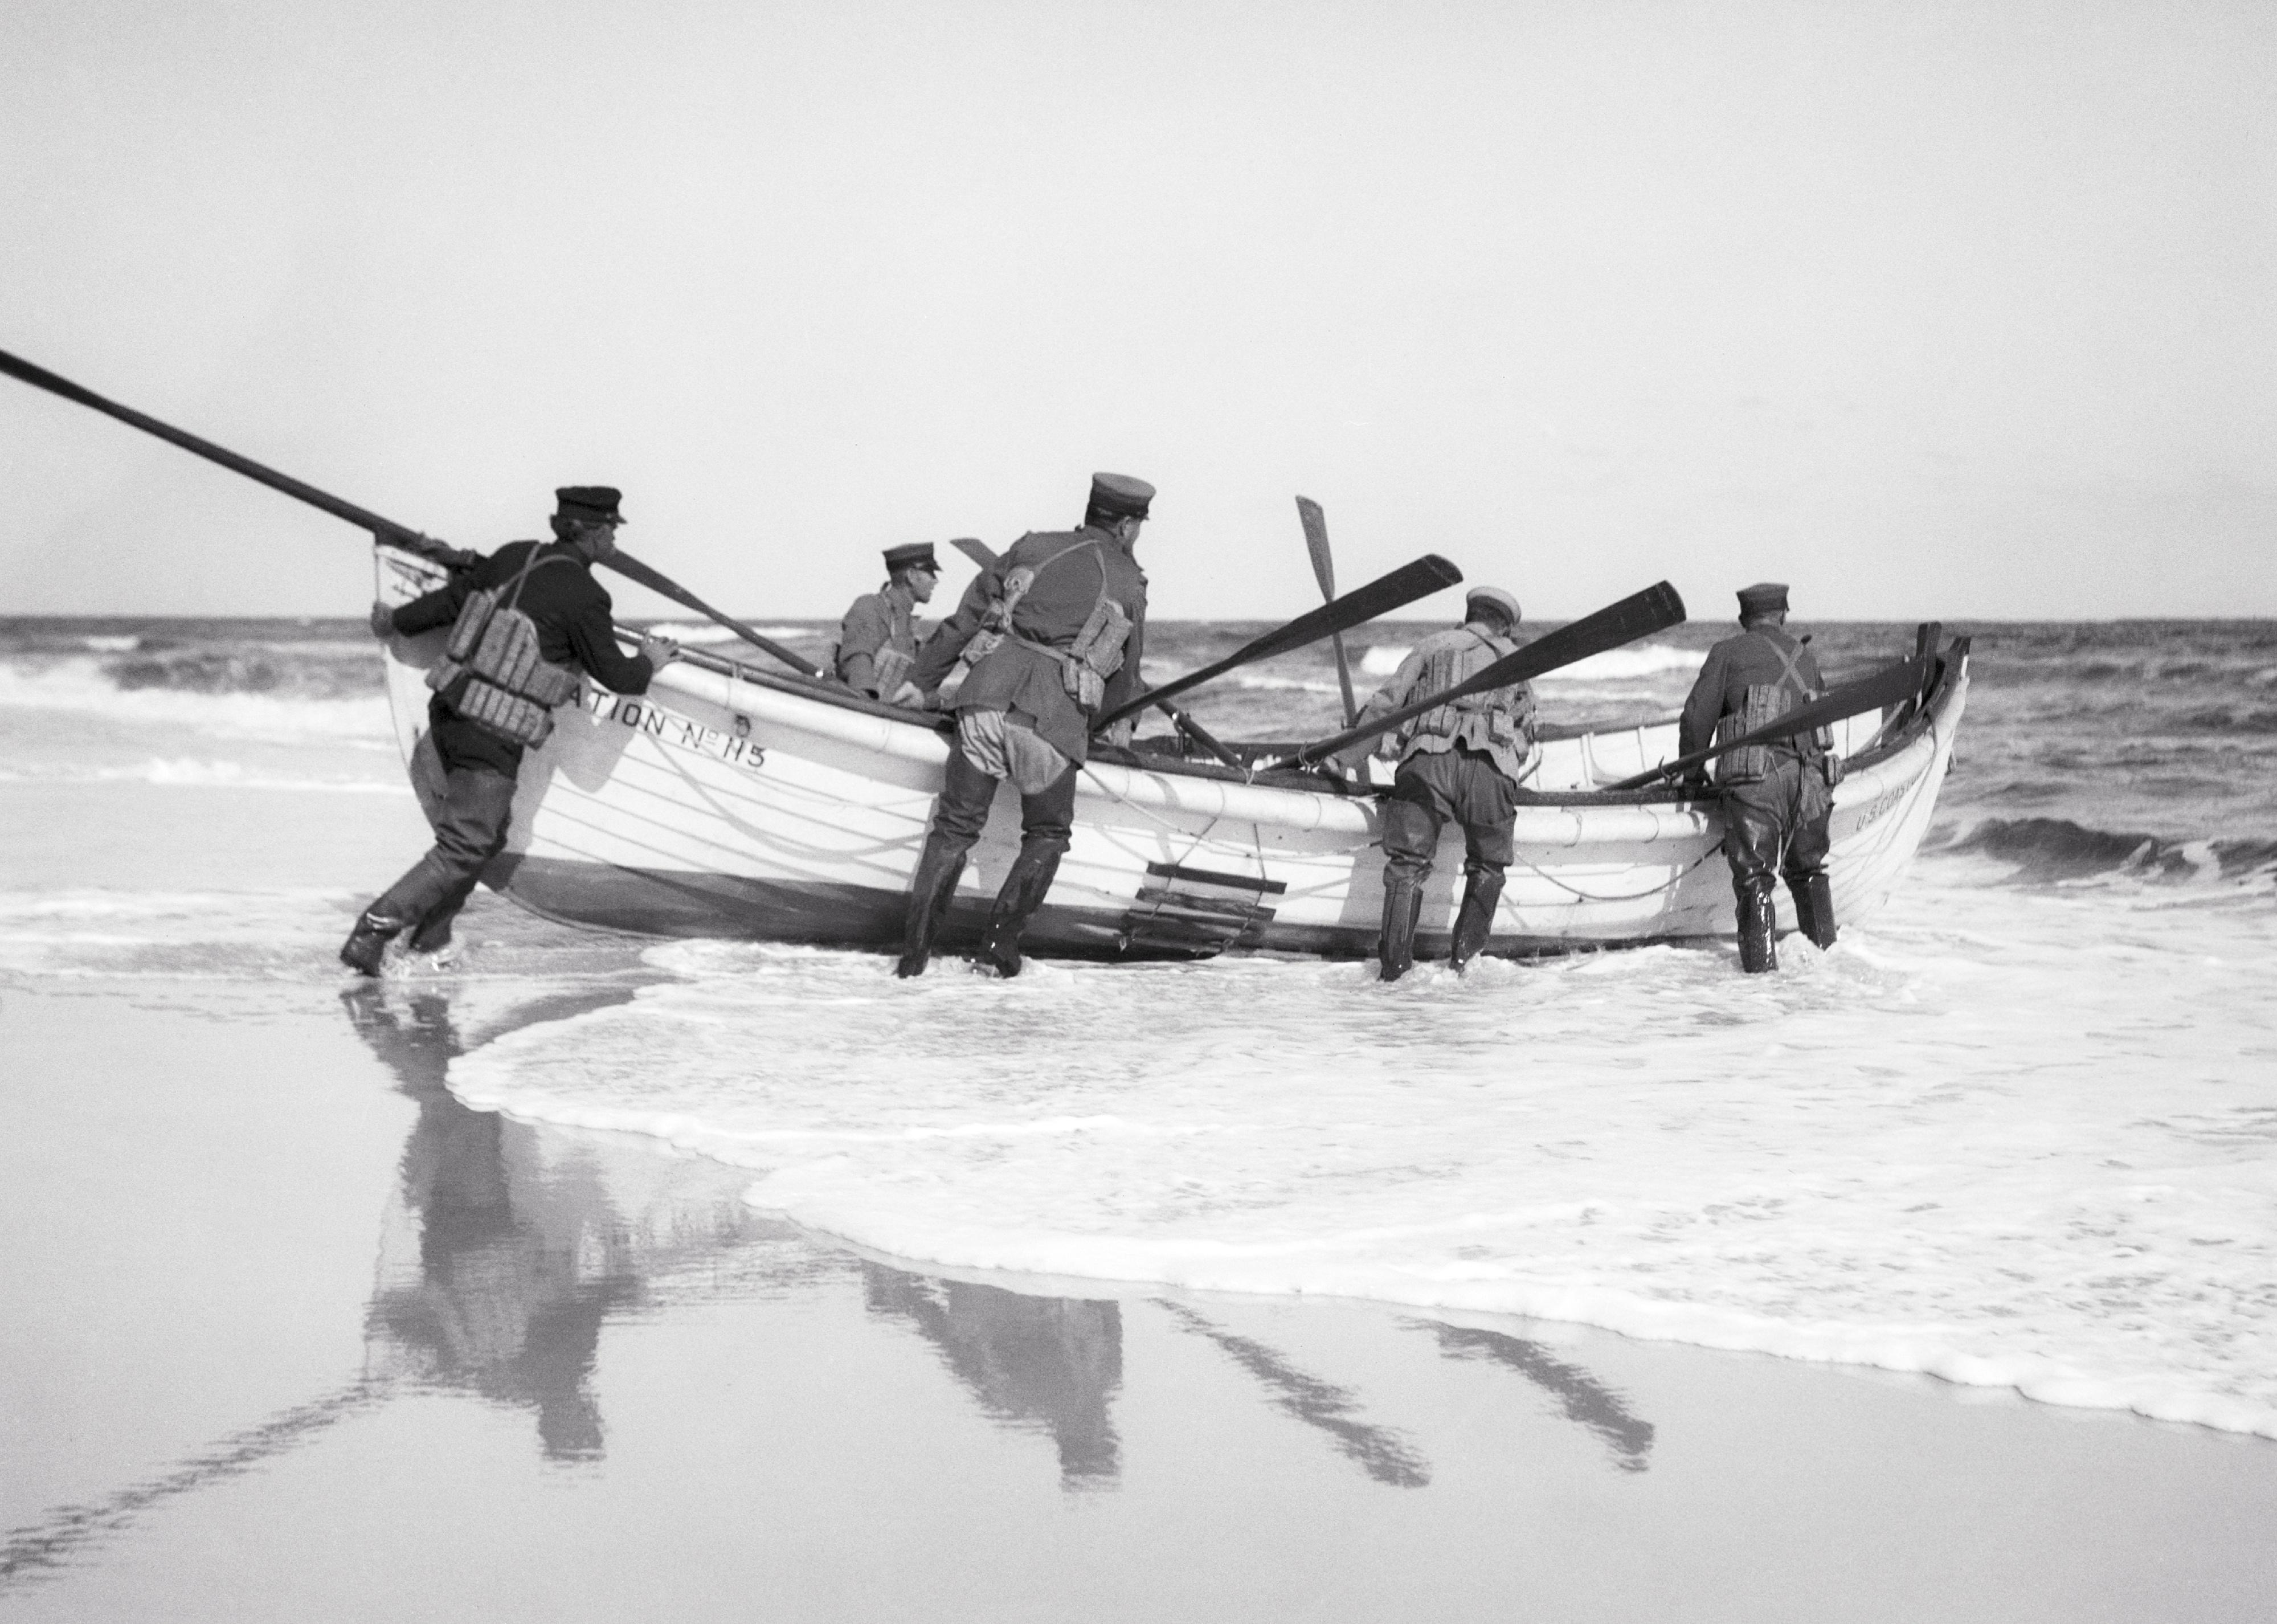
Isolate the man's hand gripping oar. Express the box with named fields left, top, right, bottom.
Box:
left=0, top=345, right=825, bottom=680
left=1601, top=654, right=1931, bottom=793
left=1260, top=581, right=1688, bottom=774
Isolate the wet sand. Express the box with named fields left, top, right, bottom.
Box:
left=4, top=977, right=2275, bottom=1622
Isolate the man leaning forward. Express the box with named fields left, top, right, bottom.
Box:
left=894, top=472, right=1153, bottom=979
left=1344, top=586, right=1538, bottom=981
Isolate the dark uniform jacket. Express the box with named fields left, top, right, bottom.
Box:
left=908, top=525, right=1148, bottom=766
left=390, top=540, right=656, bottom=775
left=834, top=579, right=923, bottom=698
left=1678, top=624, right=1826, bottom=766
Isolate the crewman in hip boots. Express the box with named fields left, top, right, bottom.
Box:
left=894, top=473, right=1154, bottom=979
left=1342, top=586, right=1539, bottom=981
left=1677, top=582, right=1839, bottom=973
left=341, top=486, right=678, bottom=974
left=834, top=542, right=942, bottom=706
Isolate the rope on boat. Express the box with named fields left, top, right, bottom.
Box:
left=1078, top=762, right=1226, bottom=872
left=1506, top=844, right=1718, bottom=903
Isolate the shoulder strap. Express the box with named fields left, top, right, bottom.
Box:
left=500, top=545, right=580, bottom=615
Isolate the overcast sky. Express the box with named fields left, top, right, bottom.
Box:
left=4, top=0, right=2271, bottom=621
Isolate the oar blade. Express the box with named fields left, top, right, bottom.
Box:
left=1604, top=654, right=1928, bottom=792
left=1094, top=552, right=1463, bottom=729
left=1229, top=553, right=1462, bottom=666
left=1295, top=496, right=1336, bottom=598
left=1289, top=580, right=1687, bottom=766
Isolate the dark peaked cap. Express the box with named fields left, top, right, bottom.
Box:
left=1089, top=472, right=1155, bottom=519
left=883, top=542, right=938, bottom=571
left=1737, top=582, right=1789, bottom=616
left=555, top=486, right=626, bottom=523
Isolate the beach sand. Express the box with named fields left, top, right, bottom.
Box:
left=6, top=973, right=2275, bottom=1622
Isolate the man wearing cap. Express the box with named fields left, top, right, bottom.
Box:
left=1343, top=586, right=1538, bottom=980
left=340, top=486, right=680, bottom=975
left=1678, top=582, right=1838, bottom=973
left=894, top=472, right=1154, bottom=977
left=834, top=542, right=941, bottom=705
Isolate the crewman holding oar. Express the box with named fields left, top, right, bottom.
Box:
left=1678, top=582, right=1838, bottom=973
left=340, top=486, right=680, bottom=975
left=893, top=473, right=1154, bottom=979
left=834, top=542, right=941, bottom=705
left=1345, top=586, right=1538, bottom=980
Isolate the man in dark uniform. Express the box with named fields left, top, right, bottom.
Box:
left=1343, top=586, right=1538, bottom=980
left=835, top=542, right=941, bottom=704
left=1678, top=581, right=1838, bottom=974
left=894, top=473, right=1154, bottom=979
left=340, top=486, right=678, bottom=974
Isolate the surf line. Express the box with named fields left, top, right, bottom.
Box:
left=580, top=686, right=766, bottom=775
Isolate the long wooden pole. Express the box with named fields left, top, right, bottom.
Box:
left=0, top=346, right=825, bottom=678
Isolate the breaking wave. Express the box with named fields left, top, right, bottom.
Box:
left=0, top=660, right=395, bottom=743
left=1930, top=816, right=2277, bottom=886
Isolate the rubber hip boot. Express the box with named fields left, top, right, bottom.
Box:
left=979, top=846, right=1065, bottom=979
left=1448, top=870, right=1505, bottom=972
left=1792, top=872, right=1838, bottom=950
left=894, top=846, right=967, bottom=979
left=1378, top=873, right=1424, bottom=983
left=1736, top=890, right=1779, bottom=975
left=339, top=909, right=411, bottom=977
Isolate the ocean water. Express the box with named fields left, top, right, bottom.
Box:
left=5, top=613, right=2274, bottom=1439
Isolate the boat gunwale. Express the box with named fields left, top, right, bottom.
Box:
left=375, top=541, right=1963, bottom=808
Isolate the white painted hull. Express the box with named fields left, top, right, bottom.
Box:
left=377, top=543, right=1967, bottom=960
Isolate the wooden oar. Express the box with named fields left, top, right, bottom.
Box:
left=1092, top=553, right=1464, bottom=732
left=945, top=534, right=1245, bottom=768
left=1269, top=581, right=1687, bottom=770
left=598, top=551, right=825, bottom=678
left=1295, top=496, right=1359, bottom=726
left=1602, top=654, right=1928, bottom=792
left=0, top=345, right=465, bottom=566
left=0, top=345, right=825, bottom=678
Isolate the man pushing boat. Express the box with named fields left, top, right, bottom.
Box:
left=893, top=473, right=1154, bottom=979
left=1678, top=582, right=1839, bottom=973
left=340, top=486, right=681, bottom=974
left=1340, top=586, right=1540, bottom=980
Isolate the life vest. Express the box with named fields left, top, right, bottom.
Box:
left=995, top=540, right=1134, bottom=710
left=1398, top=628, right=1535, bottom=766
left=426, top=549, right=584, bottom=748
left=1714, top=628, right=1832, bottom=784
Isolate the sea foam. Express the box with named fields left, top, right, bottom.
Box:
left=449, top=864, right=2277, bottom=1440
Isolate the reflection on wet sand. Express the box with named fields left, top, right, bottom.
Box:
left=351, top=984, right=661, bottom=1461
left=1412, top=1320, right=1657, bottom=1472
left=4, top=979, right=1665, bottom=1588
left=862, top=1264, right=1125, bottom=1488
left=1156, top=1300, right=1434, bottom=1488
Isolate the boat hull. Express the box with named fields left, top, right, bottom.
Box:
left=375, top=543, right=1967, bottom=960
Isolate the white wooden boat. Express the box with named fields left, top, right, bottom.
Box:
left=376, top=540, right=1969, bottom=961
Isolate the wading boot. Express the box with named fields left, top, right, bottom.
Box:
left=1792, top=872, right=1838, bottom=951
left=978, top=846, right=1064, bottom=979
left=1448, top=869, right=1505, bottom=972
left=1736, top=889, right=1779, bottom=975
left=894, top=846, right=967, bottom=979
left=338, top=910, right=410, bottom=977
left=1378, top=873, right=1424, bottom=983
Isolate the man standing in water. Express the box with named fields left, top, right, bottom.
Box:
left=834, top=541, right=941, bottom=705
left=1344, top=586, right=1538, bottom=981
left=894, top=473, right=1153, bottom=979
left=1679, top=582, right=1838, bottom=973
left=341, top=486, right=678, bottom=974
